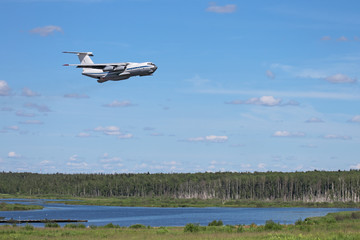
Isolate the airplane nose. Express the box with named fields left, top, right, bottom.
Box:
left=153, top=64, right=158, bottom=72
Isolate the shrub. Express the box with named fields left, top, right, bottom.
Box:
left=237, top=225, right=244, bottom=233
left=184, top=223, right=200, bottom=233
left=156, top=226, right=169, bottom=234
left=295, top=218, right=303, bottom=225
left=129, top=224, right=146, bottom=229
left=45, top=222, right=60, bottom=228
left=103, top=223, right=120, bottom=228
left=208, top=220, right=223, bottom=226
left=89, top=224, right=97, bottom=229
left=265, top=220, right=283, bottom=231
left=351, top=212, right=360, bottom=219
left=64, top=223, right=86, bottom=228
left=24, top=224, right=34, bottom=230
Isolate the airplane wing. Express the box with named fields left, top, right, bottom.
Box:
left=63, top=63, right=128, bottom=69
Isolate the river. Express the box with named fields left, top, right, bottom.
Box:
left=0, top=199, right=358, bottom=227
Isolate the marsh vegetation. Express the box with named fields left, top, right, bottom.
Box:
left=0, top=211, right=359, bottom=239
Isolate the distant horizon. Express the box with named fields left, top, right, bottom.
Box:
left=1, top=1, right=359, bottom=174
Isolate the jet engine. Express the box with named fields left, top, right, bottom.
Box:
left=103, top=65, right=114, bottom=72
left=113, top=65, right=126, bottom=72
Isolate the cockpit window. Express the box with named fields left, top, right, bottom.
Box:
left=147, top=62, right=154, bottom=65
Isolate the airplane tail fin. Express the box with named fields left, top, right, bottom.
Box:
left=63, top=51, right=101, bottom=74
left=63, top=51, right=94, bottom=64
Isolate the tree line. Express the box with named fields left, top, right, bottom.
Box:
left=0, top=170, right=359, bottom=202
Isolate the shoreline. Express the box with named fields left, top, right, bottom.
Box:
left=1, top=194, right=359, bottom=208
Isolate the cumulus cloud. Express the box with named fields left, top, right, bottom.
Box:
left=350, top=163, right=360, bottom=170
left=29, top=25, right=63, bottom=36
left=24, top=103, right=51, bottom=112
left=66, top=162, right=88, bottom=168
left=64, top=93, right=89, bottom=99
left=305, top=117, right=324, bottom=123
left=186, top=135, right=228, bottom=143
left=349, top=115, right=360, bottom=123
left=226, top=96, right=282, bottom=106
left=22, top=87, right=40, bottom=97
left=323, top=134, right=351, bottom=140
left=324, top=74, right=356, bottom=83
left=321, top=36, right=331, bottom=41
left=4, top=126, right=19, bottom=131
left=19, top=120, right=43, bottom=125
left=0, top=80, right=11, bottom=96
left=272, top=131, right=305, bottom=137
left=337, top=36, right=349, bottom=42
left=1, top=107, right=13, bottom=111
left=103, top=100, right=135, bottom=108
left=100, top=153, right=122, bottom=163
left=8, top=151, right=21, bottom=158
left=258, top=163, right=266, bottom=169
left=76, top=132, right=91, bottom=138
left=94, top=126, right=133, bottom=139
left=266, top=70, right=275, bottom=79
left=16, top=111, right=36, bottom=117
left=206, top=2, right=236, bottom=13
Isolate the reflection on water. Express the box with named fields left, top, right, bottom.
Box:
left=0, top=199, right=357, bottom=227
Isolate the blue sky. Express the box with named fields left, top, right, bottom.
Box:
left=0, top=0, right=359, bottom=173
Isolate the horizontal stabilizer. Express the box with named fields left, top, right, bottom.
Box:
left=63, top=51, right=94, bottom=56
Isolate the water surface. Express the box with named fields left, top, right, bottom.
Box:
left=0, top=199, right=357, bottom=227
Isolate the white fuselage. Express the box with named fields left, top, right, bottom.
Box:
left=83, top=62, right=157, bottom=83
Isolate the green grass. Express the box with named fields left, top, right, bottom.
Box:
left=0, top=202, right=43, bottom=211
left=0, top=211, right=359, bottom=239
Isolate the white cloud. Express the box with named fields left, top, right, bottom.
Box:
left=185, top=75, right=210, bottom=87
left=100, top=153, right=122, bottom=163
left=117, top=134, right=133, bottom=139
left=323, top=134, right=351, bottom=140
left=103, top=100, right=135, bottom=107
left=29, top=25, right=63, bottom=36
left=40, top=160, right=51, bottom=165
left=19, top=120, right=43, bottom=124
left=94, top=126, right=133, bottom=139
left=69, top=154, right=79, bottom=161
left=206, top=2, right=236, bottom=13
left=349, top=115, right=360, bottom=123
left=8, top=151, right=21, bottom=158
left=273, top=131, right=305, bottom=137
left=226, top=96, right=282, bottom=106
left=94, top=126, right=121, bottom=135
left=350, top=163, right=360, bottom=169
left=16, top=111, right=36, bottom=117
left=64, top=93, right=89, bottom=99
left=305, top=117, right=324, bottom=123
left=301, top=144, right=317, bottom=148
left=186, top=135, right=228, bottom=143
left=258, top=163, right=266, bottom=169
left=77, top=132, right=91, bottom=137
left=0, top=80, right=11, bottom=96
left=5, top=126, right=19, bottom=131
left=325, top=74, right=356, bottom=83
left=321, top=36, right=331, bottom=41
left=337, top=36, right=349, bottom=42
left=66, top=162, right=88, bottom=168
left=266, top=70, right=275, bottom=79
left=21, top=87, right=40, bottom=97
left=24, top=103, right=51, bottom=112
left=1, top=107, right=13, bottom=111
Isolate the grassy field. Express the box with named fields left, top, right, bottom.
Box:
left=0, top=202, right=43, bottom=211
left=1, top=194, right=359, bottom=208
left=0, top=211, right=360, bottom=239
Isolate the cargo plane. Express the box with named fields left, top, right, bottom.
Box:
left=63, top=51, right=157, bottom=83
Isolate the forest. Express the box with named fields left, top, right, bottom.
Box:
left=0, top=170, right=359, bottom=202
